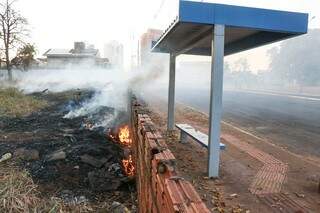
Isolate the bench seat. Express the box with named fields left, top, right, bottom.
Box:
left=176, top=124, right=226, bottom=150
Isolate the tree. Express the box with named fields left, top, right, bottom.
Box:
left=234, top=58, right=250, bottom=73
left=0, top=0, right=28, bottom=81
left=11, top=43, right=36, bottom=70
left=268, top=29, right=320, bottom=87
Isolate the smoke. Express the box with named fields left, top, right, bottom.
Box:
left=14, top=68, right=127, bottom=94
left=128, top=57, right=168, bottom=91
left=5, top=67, right=130, bottom=129
left=63, top=83, right=127, bottom=118
left=2, top=59, right=173, bottom=129
left=0, top=53, right=218, bottom=130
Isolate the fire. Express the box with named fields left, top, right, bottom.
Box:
left=122, top=155, right=135, bottom=176
left=118, top=125, right=132, bottom=146
left=107, top=125, right=135, bottom=177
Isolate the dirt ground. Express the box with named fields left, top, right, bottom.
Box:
left=145, top=99, right=320, bottom=213
left=0, top=90, right=136, bottom=212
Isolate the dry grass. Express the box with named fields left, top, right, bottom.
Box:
left=0, top=163, right=104, bottom=213
left=0, top=88, right=48, bottom=117
left=0, top=163, right=43, bottom=212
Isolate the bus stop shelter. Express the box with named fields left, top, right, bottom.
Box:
left=152, top=1, right=308, bottom=177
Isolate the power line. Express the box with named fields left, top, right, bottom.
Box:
left=153, top=0, right=166, bottom=21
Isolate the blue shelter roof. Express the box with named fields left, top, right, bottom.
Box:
left=152, top=1, right=308, bottom=56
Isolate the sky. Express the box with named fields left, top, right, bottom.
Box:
left=16, top=0, right=320, bottom=71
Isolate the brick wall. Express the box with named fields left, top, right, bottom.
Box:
left=131, top=98, right=210, bottom=213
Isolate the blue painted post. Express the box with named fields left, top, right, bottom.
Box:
left=208, top=24, right=225, bottom=178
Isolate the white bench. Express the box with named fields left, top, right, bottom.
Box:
left=176, top=124, right=226, bottom=150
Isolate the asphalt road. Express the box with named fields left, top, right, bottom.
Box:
left=175, top=89, right=320, bottom=157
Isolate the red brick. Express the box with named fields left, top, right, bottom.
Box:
left=153, top=131, right=163, bottom=139
left=162, top=149, right=176, bottom=161
left=133, top=99, right=210, bottom=213
left=163, top=193, right=181, bottom=213
left=189, top=202, right=211, bottom=213
left=156, top=174, right=164, bottom=194
left=146, top=138, right=158, bottom=150
left=174, top=203, right=190, bottom=213
left=165, top=179, right=186, bottom=205
left=145, top=131, right=156, bottom=140
left=152, top=202, right=158, bottom=213
left=178, top=179, right=202, bottom=203
left=141, top=122, right=156, bottom=133
left=156, top=191, right=164, bottom=212
left=154, top=149, right=175, bottom=162
left=147, top=188, right=152, bottom=212
left=152, top=176, right=157, bottom=197
left=152, top=160, right=158, bottom=175
left=155, top=138, right=168, bottom=148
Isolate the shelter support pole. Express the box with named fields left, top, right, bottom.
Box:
left=208, top=24, right=225, bottom=178
left=167, top=53, right=176, bottom=131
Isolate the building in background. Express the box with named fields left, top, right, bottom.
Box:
left=44, top=42, right=109, bottom=69
left=104, top=41, right=124, bottom=69
left=140, top=29, right=164, bottom=67
left=138, top=29, right=168, bottom=74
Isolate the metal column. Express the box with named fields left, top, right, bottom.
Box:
left=180, top=131, right=188, bottom=144
left=167, top=54, right=176, bottom=131
left=208, top=24, right=225, bottom=178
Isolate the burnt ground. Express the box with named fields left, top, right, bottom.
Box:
left=0, top=91, right=136, bottom=211
left=144, top=98, right=320, bottom=213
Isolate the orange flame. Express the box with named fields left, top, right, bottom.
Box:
left=107, top=125, right=135, bottom=176
left=118, top=125, right=132, bottom=146
left=122, top=155, right=135, bottom=176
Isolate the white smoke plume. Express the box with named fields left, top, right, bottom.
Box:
left=6, top=67, right=130, bottom=128
left=0, top=52, right=173, bottom=130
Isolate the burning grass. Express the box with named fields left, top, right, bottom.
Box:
left=0, top=90, right=136, bottom=212
left=108, top=125, right=135, bottom=177
left=0, top=88, right=48, bottom=117
left=118, top=125, right=132, bottom=147
left=118, top=126, right=135, bottom=176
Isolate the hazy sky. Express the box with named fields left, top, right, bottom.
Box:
left=16, top=0, right=319, bottom=71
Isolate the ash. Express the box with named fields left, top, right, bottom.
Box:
left=0, top=90, right=136, bottom=209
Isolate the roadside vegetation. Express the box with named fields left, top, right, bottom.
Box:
left=0, top=88, right=48, bottom=117
left=0, top=162, right=97, bottom=212
left=0, top=163, right=43, bottom=212
left=0, top=88, right=51, bottom=212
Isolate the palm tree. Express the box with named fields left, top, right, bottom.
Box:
left=13, top=44, right=36, bottom=71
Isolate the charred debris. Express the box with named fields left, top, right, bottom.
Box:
left=0, top=90, right=136, bottom=209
